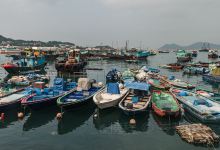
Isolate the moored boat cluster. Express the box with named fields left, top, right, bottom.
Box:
left=1, top=47, right=220, bottom=147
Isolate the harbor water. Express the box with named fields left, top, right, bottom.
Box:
left=0, top=52, right=220, bottom=150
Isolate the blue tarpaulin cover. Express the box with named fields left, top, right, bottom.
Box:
left=107, top=83, right=120, bottom=94
left=124, top=82, right=150, bottom=91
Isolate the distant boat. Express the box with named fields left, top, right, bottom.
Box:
left=176, top=50, right=192, bottom=62
left=199, top=43, right=210, bottom=52
left=1, top=55, right=47, bottom=74
left=203, top=65, right=220, bottom=84
left=192, top=50, right=198, bottom=57
left=158, top=50, right=169, bottom=53
left=0, top=46, right=21, bottom=54
left=208, top=50, right=218, bottom=59
left=55, top=49, right=87, bottom=73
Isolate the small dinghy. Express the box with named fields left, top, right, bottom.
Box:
left=148, top=77, right=170, bottom=90
left=160, top=75, right=195, bottom=89
left=151, top=90, right=181, bottom=117
left=21, top=78, right=77, bottom=110
left=171, top=88, right=220, bottom=123
left=118, top=82, right=151, bottom=115
left=93, top=82, right=129, bottom=109
left=57, top=78, right=104, bottom=109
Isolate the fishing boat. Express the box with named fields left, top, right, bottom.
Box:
left=203, top=64, right=220, bottom=83
left=1, top=55, right=47, bottom=74
left=195, top=86, right=220, bottom=102
left=192, top=50, right=198, bottom=57
left=57, top=78, right=104, bottom=109
left=0, top=87, right=33, bottom=111
left=55, top=49, right=87, bottom=73
left=122, top=69, right=135, bottom=82
left=183, top=66, right=209, bottom=75
left=176, top=50, right=192, bottom=62
left=21, top=78, right=77, bottom=110
left=148, top=76, right=170, bottom=90
left=171, top=88, right=220, bottom=123
left=118, top=82, right=151, bottom=115
left=106, top=69, right=122, bottom=83
left=7, top=76, right=30, bottom=86
left=93, top=82, right=129, bottom=109
left=166, top=63, right=184, bottom=70
left=208, top=50, right=218, bottom=59
left=160, top=75, right=195, bottom=89
left=151, top=90, right=181, bottom=117
left=140, top=66, right=160, bottom=73
left=7, top=73, right=49, bottom=86
left=158, top=50, right=169, bottom=53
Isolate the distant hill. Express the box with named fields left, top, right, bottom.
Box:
left=0, top=35, right=75, bottom=47
left=159, top=42, right=220, bottom=50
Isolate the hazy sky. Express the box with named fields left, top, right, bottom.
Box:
left=0, top=0, right=219, bottom=48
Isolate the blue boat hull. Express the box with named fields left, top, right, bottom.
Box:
left=203, top=74, right=220, bottom=84
left=22, top=96, right=58, bottom=110
left=0, top=101, right=21, bottom=112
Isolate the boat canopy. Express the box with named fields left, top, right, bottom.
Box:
left=124, top=82, right=150, bottom=91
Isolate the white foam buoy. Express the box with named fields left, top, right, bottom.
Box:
left=129, top=118, right=136, bottom=125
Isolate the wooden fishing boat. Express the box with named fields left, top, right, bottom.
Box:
left=140, top=66, right=160, bottom=73
left=167, top=63, right=184, bottom=70
left=118, top=82, right=151, bottom=115
left=183, top=66, right=209, bottom=75
left=160, top=76, right=195, bottom=89
left=0, top=87, right=33, bottom=111
left=57, top=78, right=104, bottom=109
left=192, top=50, right=197, bottom=57
left=148, top=77, right=170, bottom=90
left=55, top=49, right=87, bottom=73
left=176, top=50, right=192, bottom=62
left=158, top=50, right=169, bottom=53
left=151, top=90, right=181, bottom=117
left=208, top=50, right=218, bottom=59
left=93, top=83, right=129, bottom=109
left=171, top=88, right=220, bottom=123
left=1, top=55, right=47, bottom=74
left=21, top=78, right=77, bottom=110
left=203, top=65, right=220, bottom=83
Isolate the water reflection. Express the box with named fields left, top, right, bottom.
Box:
left=23, top=106, right=58, bottom=131
left=0, top=108, right=22, bottom=129
left=119, top=111, right=150, bottom=133
left=57, top=102, right=95, bottom=135
left=152, top=112, right=181, bottom=136
left=93, top=108, right=121, bottom=130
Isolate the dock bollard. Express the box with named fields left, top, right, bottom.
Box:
left=18, top=112, right=24, bottom=119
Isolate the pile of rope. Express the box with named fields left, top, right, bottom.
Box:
left=176, top=124, right=219, bottom=145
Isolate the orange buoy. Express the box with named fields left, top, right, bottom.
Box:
left=18, top=112, right=24, bottom=119
left=56, top=113, right=62, bottom=120
left=0, top=113, right=5, bottom=121
left=129, top=118, right=136, bottom=125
